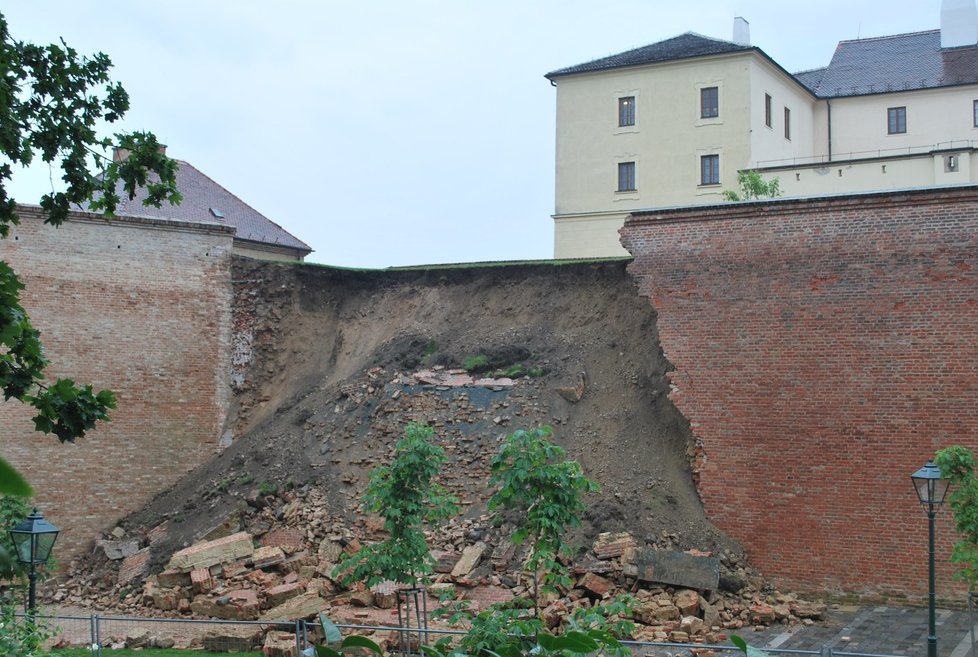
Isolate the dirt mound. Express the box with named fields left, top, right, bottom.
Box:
left=53, top=259, right=767, bottom=633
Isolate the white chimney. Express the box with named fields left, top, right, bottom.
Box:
left=941, top=0, right=978, bottom=48
left=733, top=16, right=750, bottom=45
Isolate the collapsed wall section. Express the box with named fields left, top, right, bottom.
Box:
left=621, top=186, right=978, bottom=598
left=0, top=206, right=235, bottom=560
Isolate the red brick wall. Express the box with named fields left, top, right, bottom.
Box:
left=621, top=187, right=978, bottom=599
left=0, top=206, right=235, bottom=561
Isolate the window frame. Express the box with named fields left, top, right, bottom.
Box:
left=617, top=161, right=636, bottom=192
left=765, top=94, right=772, bottom=128
left=700, top=86, right=719, bottom=119
left=888, top=106, right=907, bottom=134
left=618, top=96, right=635, bottom=127
left=784, top=107, right=791, bottom=140
left=973, top=99, right=977, bottom=128
left=700, top=154, right=720, bottom=186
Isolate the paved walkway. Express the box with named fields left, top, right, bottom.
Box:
left=739, top=605, right=978, bottom=657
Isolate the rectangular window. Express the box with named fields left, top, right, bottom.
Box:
left=784, top=107, right=791, bottom=140
left=973, top=99, right=977, bottom=127
left=618, top=96, right=635, bottom=127
left=888, top=106, right=907, bottom=134
left=700, top=155, right=719, bottom=186
left=617, top=162, right=636, bottom=192
left=765, top=94, right=772, bottom=128
left=700, top=86, right=719, bottom=118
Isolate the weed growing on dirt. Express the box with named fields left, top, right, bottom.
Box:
left=257, top=481, right=277, bottom=496
left=462, top=355, right=489, bottom=372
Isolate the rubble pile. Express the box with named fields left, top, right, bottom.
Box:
left=47, top=363, right=826, bottom=650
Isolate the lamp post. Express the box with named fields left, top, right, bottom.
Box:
left=912, top=460, right=950, bottom=657
left=9, top=508, right=60, bottom=615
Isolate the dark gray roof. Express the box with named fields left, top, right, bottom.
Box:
left=545, top=32, right=753, bottom=79
left=97, top=160, right=311, bottom=254
left=800, top=30, right=978, bottom=98
left=793, top=67, right=827, bottom=91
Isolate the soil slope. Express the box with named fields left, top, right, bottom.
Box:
left=63, top=258, right=744, bottom=604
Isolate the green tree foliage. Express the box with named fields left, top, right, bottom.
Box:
left=722, top=170, right=781, bottom=201
left=0, top=494, right=30, bottom=581
left=934, top=446, right=978, bottom=588
left=336, top=423, right=459, bottom=587
left=488, top=426, right=598, bottom=610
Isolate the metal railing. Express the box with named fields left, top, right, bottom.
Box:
left=20, top=611, right=929, bottom=657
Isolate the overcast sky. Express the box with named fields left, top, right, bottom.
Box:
left=3, top=1, right=944, bottom=267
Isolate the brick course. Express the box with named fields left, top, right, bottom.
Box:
left=0, top=206, right=235, bottom=561
left=621, top=186, right=978, bottom=598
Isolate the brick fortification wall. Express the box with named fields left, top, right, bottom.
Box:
left=0, top=206, right=235, bottom=561
left=621, top=186, right=978, bottom=598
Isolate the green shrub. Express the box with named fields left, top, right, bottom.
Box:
left=462, top=355, right=489, bottom=372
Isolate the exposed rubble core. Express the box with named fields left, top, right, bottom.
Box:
left=50, top=259, right=826, bottom=647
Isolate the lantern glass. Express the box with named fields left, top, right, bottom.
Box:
left=911, top=461, right=950, bottom=506
left=9, top=510, right=60, bottom=565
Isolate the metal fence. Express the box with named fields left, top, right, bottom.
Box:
left=19, top=611, right=923, bottom=657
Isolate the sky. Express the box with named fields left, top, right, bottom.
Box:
left=2, top=1, right=946, bottom=267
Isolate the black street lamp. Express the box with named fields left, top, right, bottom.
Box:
left=912, top=461, right=950, bottom=657
left=9, top=508, right=60, bottom=615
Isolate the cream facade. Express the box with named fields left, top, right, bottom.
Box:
left=549, top=9, right=978, bottom=258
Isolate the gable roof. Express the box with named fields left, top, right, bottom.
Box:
left=97, top=160, right=312, bottom=255
left=799, top=29, right=978, bottom=98
left=545, top=32, right=753, bottom=79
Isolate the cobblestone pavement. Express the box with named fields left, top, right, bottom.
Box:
left=734, top=605, right=978, bottom=657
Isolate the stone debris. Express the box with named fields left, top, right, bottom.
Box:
left=168, top=532, right=255, bottom=571
left=49, top=362, right=830, bottom=650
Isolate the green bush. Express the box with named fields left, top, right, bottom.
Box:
left=462, top=355, right=489, bottom=372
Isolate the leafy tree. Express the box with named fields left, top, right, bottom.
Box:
left=0, top=10, right=179, bottom=567
left=934, top=446, right=978, bottom=589
left=488, top=426, right=598, bottom=614
left=722, top=170, right=781, bottom=201
left=336, top=422, right=459, bottom=587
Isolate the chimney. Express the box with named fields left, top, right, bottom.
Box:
left=941, top=0, right=978, bottom=48
left=733, top=16, right=750, bottom=45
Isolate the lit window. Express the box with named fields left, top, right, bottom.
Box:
left=765, top=94, right=772, bottom=128
left=700, top=155, right=719, bottom=186
left=888, top=107, right=907, bottom=134
left=701, top=87, right=719, bottom=119
left=617, top=162, right=636, bottom=192
left=619, top=96, right=635, bottom=127
left=784, top=107, right=791, bottom=140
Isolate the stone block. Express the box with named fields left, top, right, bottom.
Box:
left=266, top=581, right=306, bottom=607
left=202, top=626, right=262, bottom=653
left=451, top=541, right=487, bottom=578
left=674, top=589, right=700, bottom=616
left=157, top=568, right=190, bottom=588
left=168, top=532, right=255, bottom=571
left=118, top=548, right=150, bottom=584
left=263, top=631, right=297, bottom=657
left=252, top=545, right=286, bottom=569
left=622, top=548, right=719, bottom=590
left=191, top=567, right=215, bottom=595
left=578, top=572, right=613, bottom=598
left=260, top=591, right=326, bottom=621
left=593, top=532, right=636, bottom=560
left=98, top=538, right=141, bottom=560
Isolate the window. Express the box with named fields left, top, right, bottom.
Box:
left=700, top=86, right=719, bottom=118
left=888, top=106, right=907, bottom=134
left=618, top=96, right=635, bottom=127
left=617, top=162, right=636, bottom=192
left=973, top=99, right=977, bottom=127
left=700, top=155, right=719, bottom=185
left=784, top=107, right=791, bottom=140
left=765, top=94, right=772, bottom=127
